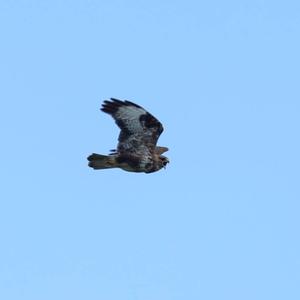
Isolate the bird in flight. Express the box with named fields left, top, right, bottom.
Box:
left=87, top=98, right=169, bottom=173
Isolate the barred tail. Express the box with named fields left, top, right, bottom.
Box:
left=87, top=153, right=117, bottom=170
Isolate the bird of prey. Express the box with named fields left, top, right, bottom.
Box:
left=87, top=98, right=169, bottom=173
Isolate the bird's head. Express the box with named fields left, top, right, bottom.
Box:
left=144, top=155, right=170, bottom=173
left=160, top=155, right=169, bottom=169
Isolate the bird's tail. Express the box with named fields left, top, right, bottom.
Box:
left=87, top=153, right=117, bottom=170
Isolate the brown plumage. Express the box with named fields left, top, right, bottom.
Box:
left=87, top=98, right=169, bottom=173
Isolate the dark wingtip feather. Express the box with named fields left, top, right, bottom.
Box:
left=101, top=99, right=124, bottom=114
left=124, top=100, right=143, bottom=108
left=101, top=98, right=143, bottom=115
left=110, top=98, right=125, bottom=104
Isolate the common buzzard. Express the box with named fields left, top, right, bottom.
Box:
left=87, top=98, right=169, bottom=173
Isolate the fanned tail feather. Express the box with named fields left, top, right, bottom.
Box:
left=87, top=153, right=117, bottom=170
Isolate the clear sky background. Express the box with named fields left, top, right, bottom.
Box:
left=1, top=1, right=300, bottom=299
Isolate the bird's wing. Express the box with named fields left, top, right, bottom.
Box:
left=101, top=98, right=164, bottom=154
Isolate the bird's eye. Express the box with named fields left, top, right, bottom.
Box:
left=162, top=160, right=168, bottom=166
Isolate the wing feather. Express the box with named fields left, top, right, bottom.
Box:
left=101, top=98, right=164, bottom=153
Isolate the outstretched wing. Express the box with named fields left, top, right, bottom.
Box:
left=101, top=98, right=164, bottom=154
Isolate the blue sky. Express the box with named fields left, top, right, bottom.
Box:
left=1, top=0, right=300, bottom=299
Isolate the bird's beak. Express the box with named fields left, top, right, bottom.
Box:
left=163, top=159, right=170, bottom=169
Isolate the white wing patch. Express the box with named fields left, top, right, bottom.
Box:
left=115, top=105, right=146, bottom=133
